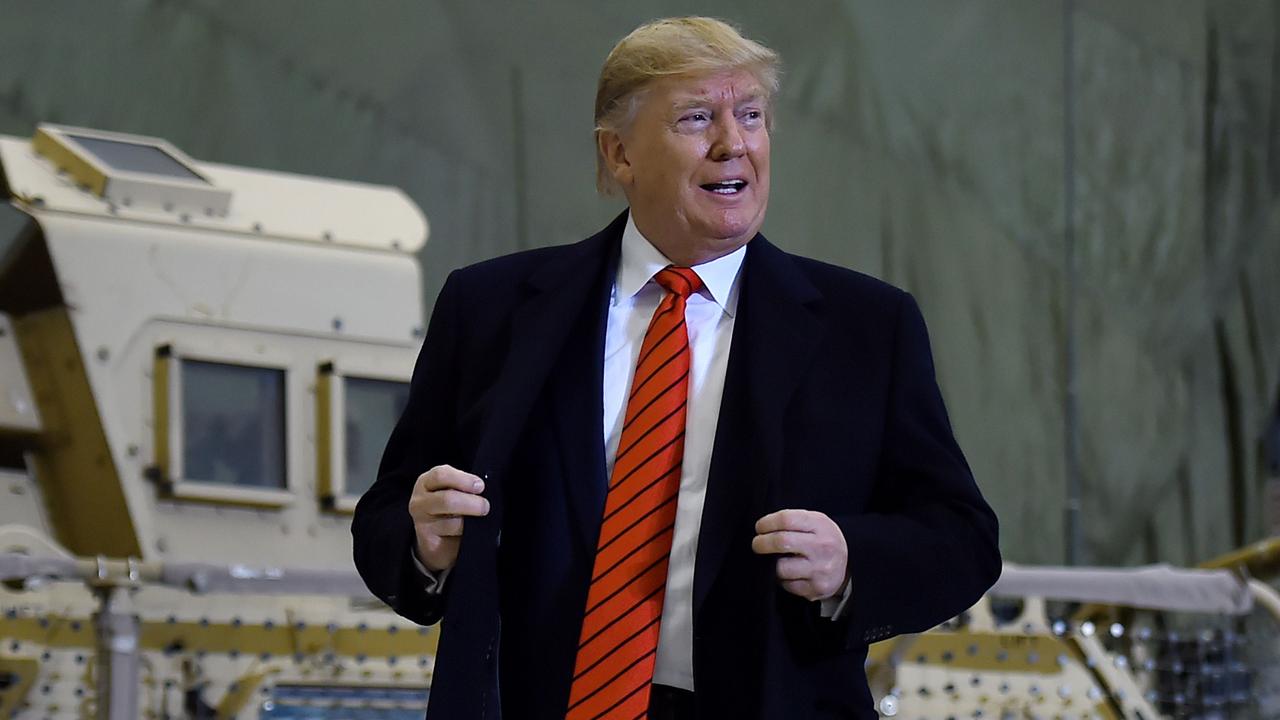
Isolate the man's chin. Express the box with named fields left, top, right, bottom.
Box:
left=702, top=217, right=764, bottom=245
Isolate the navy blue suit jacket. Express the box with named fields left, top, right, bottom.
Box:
left=353, top=211, right=1000, bottom=719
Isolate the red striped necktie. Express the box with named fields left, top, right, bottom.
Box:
left=566, top=266, right=703, bottom=719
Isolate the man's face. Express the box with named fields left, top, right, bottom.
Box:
left=603, top=69, right=771, bottom=265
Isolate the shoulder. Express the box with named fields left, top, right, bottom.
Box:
left=775, top=247, right=911, bottom=320
left=442, top=212, right=626, bottom=303
left=437, top=237, right=602, bottom=309
left=447, top=244, right=567, bottom=291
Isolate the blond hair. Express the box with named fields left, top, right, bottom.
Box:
left=594, top=17, right=781, bottom=195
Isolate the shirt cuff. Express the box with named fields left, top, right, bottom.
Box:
left=818, top=578, right=852, bottom=620
left=410, top=545, right=451, bottom=595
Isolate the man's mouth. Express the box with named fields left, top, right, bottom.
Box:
left=700, top=179, right=748, bottom=195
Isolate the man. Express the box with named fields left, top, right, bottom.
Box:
left=353, top=17, right=1000, bottom=719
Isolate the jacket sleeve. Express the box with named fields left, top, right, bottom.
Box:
left=352, top=270, right=465, bottom=626
left=834, top=291, right=1001, bottom=646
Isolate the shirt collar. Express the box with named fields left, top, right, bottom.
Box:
left=614, top=212, right=746, bottom=317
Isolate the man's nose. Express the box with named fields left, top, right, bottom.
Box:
left=709, top=117, right=746, bottom=161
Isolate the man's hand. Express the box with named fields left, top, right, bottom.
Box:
left=408, top=465, right=490, bottom=572
left=751, top=509, right=849, bottom=601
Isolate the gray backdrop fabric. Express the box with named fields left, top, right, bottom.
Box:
left=0, top=0, right=1276, bottom=567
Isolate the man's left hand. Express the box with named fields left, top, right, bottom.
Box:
left=751, top=509, right=849, bottom=602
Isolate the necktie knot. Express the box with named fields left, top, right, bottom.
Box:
left=654, top=266, right=703, bottom=300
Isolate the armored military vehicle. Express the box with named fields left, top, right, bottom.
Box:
left=0, top=123, right=435, bottom=719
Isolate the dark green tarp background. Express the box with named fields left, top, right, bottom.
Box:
left=1, top=0, right=1277, bottom=567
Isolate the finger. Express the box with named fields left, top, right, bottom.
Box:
left=780, top=579, right=817, bottom=599
left=775, top=556, right=812, bottom=581
left=423, top=516, right=465, bottom=537
left=419, top=489, right=490, bottom=518
left=754, top=509, right=818, bottom=535
left=751, top=531, right=814, bottom=556
left=418, top=465, right=485, bottom=494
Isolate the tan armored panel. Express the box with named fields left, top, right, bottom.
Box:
left=0, top=125, right=428, bottom=569
left=0, top=313, right=40, bottom=438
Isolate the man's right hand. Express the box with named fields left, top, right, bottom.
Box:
left=408, top=465, right=490, bottom=572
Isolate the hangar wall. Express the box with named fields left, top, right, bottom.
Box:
left=0, top=0, right=1276, bottom=566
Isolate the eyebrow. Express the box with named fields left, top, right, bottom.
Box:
left=670, top=94, right=766, bottom=112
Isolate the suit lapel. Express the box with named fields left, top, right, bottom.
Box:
left=693, top=235, right=824, bottom=615
left=470, top=214, right=623, bottom=530
left=548, top=246, right=616, bottom=556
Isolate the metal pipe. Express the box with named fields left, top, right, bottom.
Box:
left=1062, top=0, right=1084, bottom=566
left=92, top=586, right=139, bottom=720
left=0, top=552, right=373, bottom=597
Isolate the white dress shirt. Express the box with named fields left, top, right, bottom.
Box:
left=605, top=216, right=744, bottom=691
left=414, top=214, right=850, bottom=692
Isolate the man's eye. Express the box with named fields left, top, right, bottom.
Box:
left=681, top=112, right=709, bottom=123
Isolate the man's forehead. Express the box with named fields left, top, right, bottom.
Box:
left=656, top=71, right=767, bottom=104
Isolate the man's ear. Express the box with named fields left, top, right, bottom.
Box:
left=597, top=129, right=633, bottom=189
